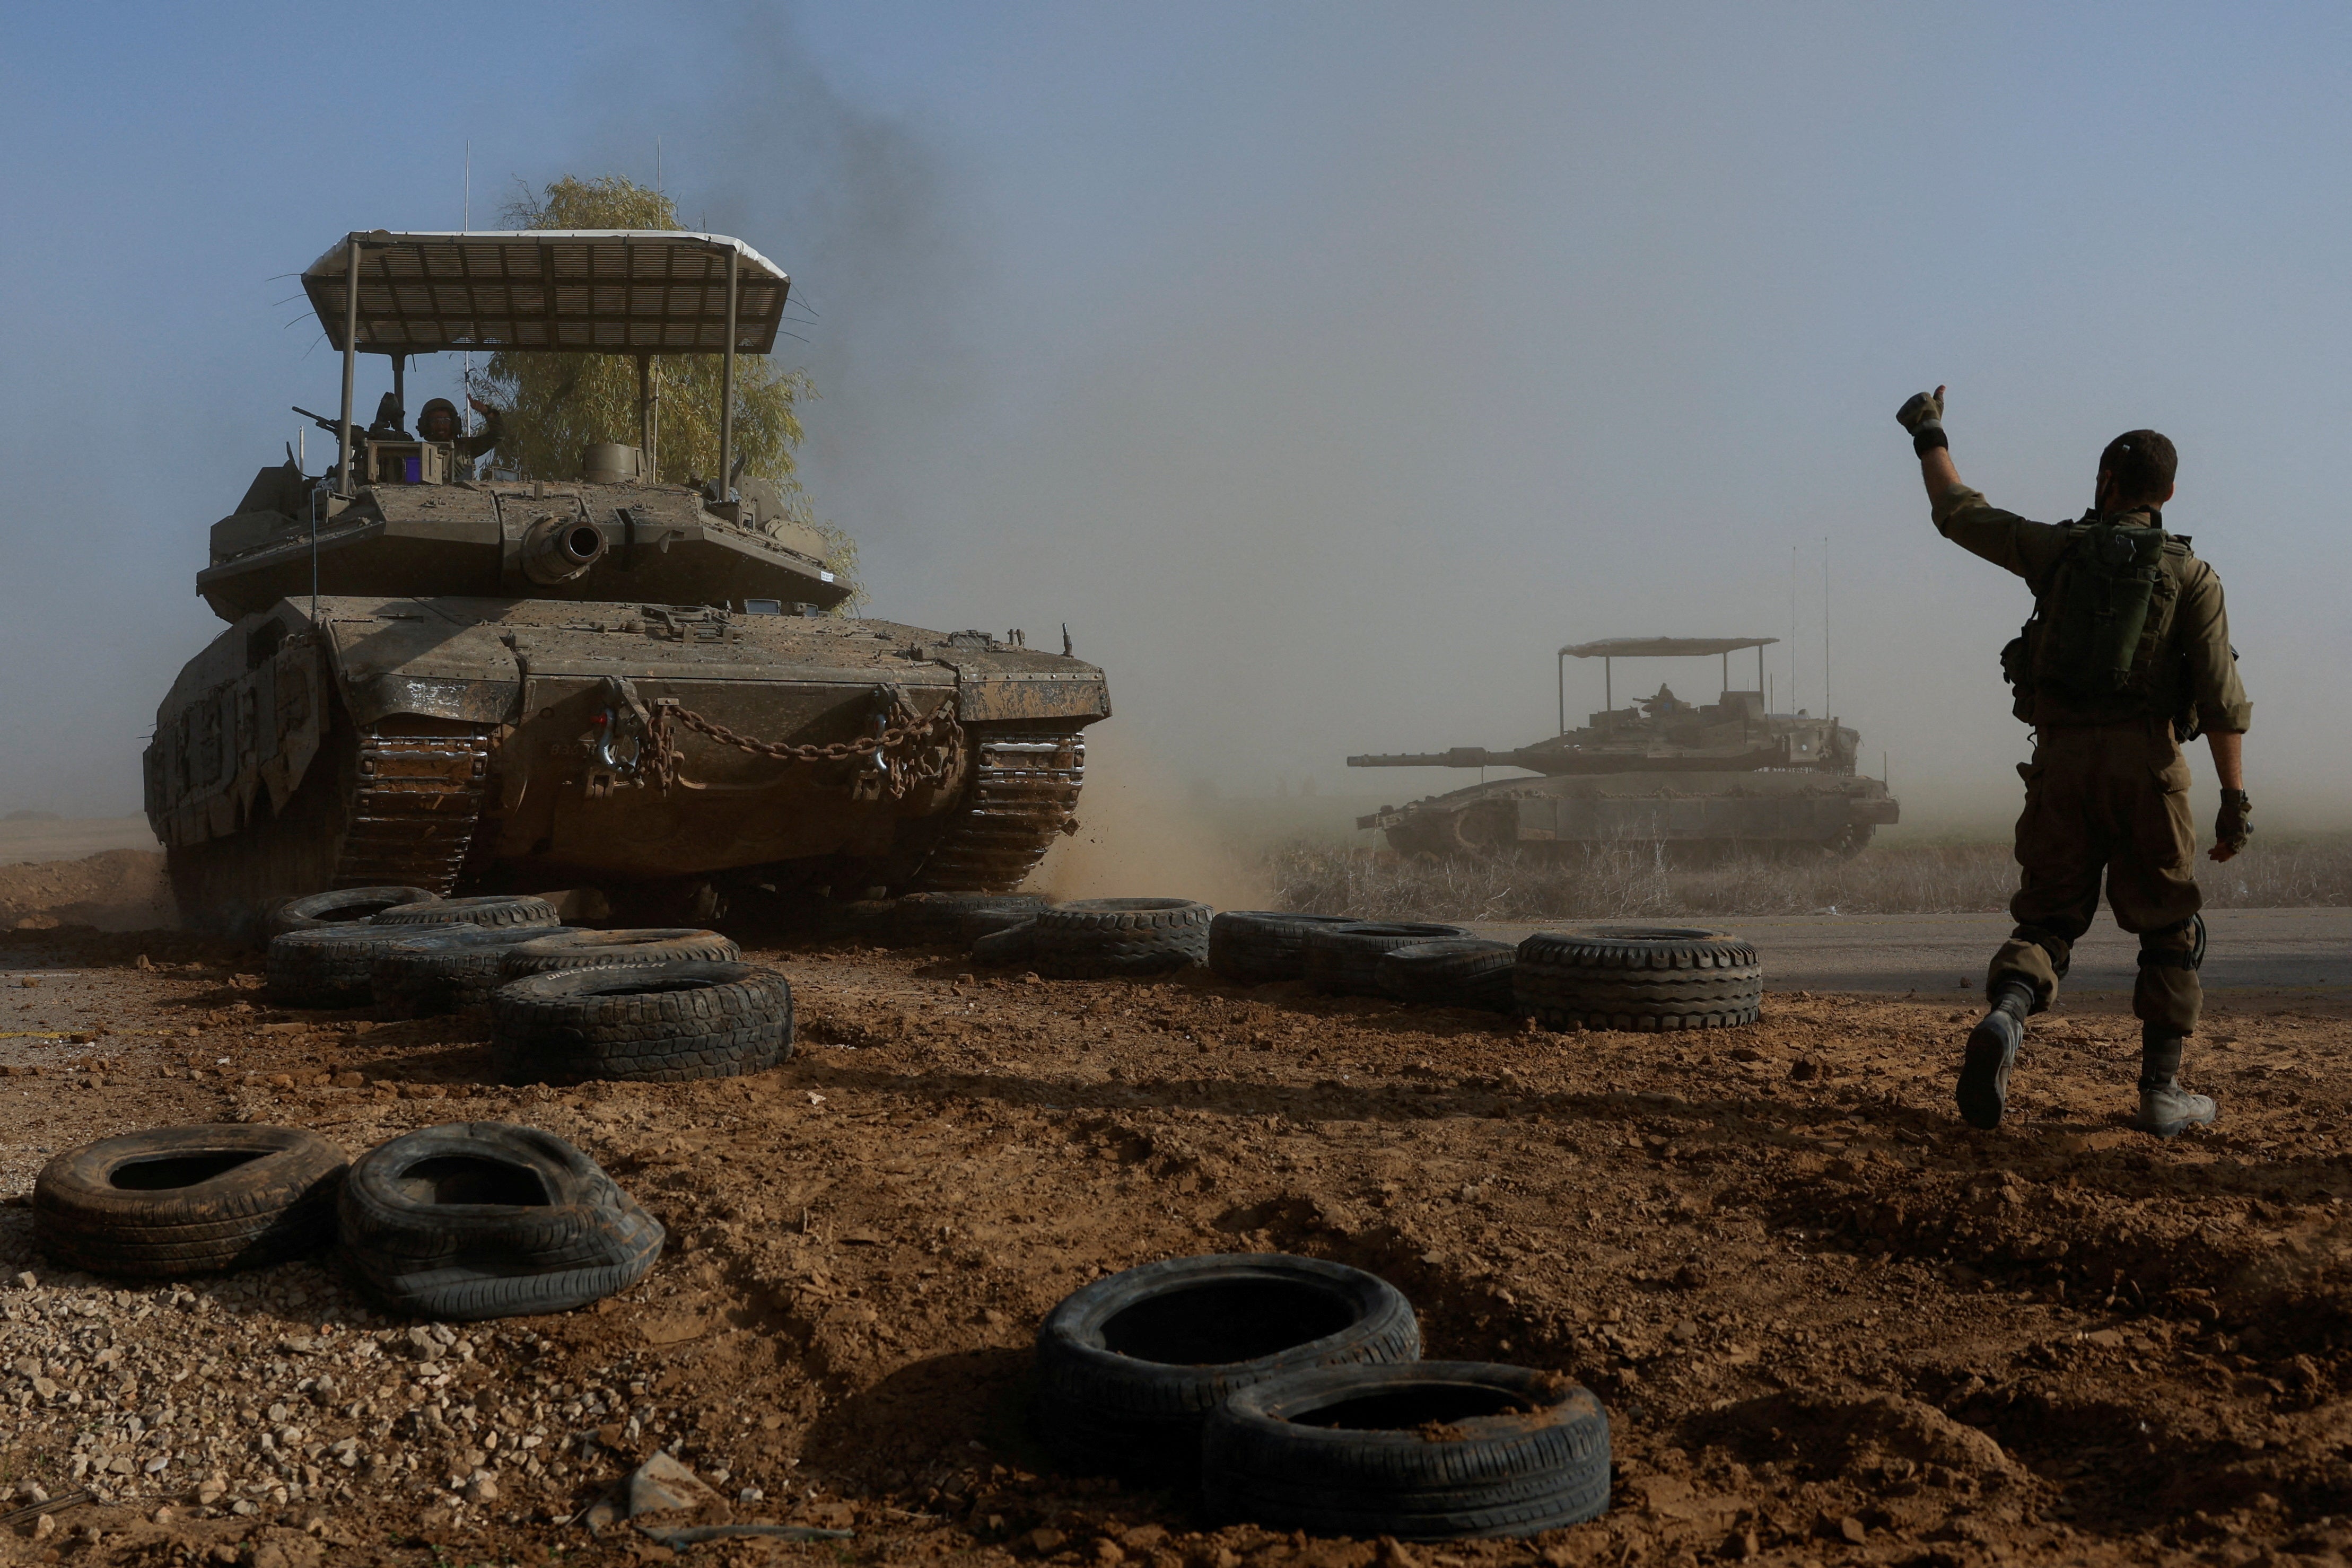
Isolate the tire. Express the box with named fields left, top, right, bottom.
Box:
left=33, top=1125, right=346, bottom=1279
left=499, top=927, right=742, bottom=981
left=267, top=886, right=439, bottom=940
left=1302, top=923, right=1470, bottom=996
left=371, top=894, right=561, bottom=932
left=1376, top=939, right=1519, bottom=1012
left=894, top=892, right=1052, bottom=947
left=1208, top=913, right=1362, bottom=986
left=1202, top=1361, right=1612, bottom=1539
left=371, top=925, right=583, bottom=1016
left=489, top=962, right=793, bottom=1085
left=337, top=1122, right=663, bottom=1320
left=1030, top=898, right=1213, bottom=980
left=1514, top=926, right=1762, bottom=1031
left=1035, top=1252, right=1421, bottom=1483
left=971, top=918, right=1037, bottom=967
left=268, top=924, right=433, bottom=1008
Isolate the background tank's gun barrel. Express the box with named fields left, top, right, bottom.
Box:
left=1348, top=747, right=1523, bottom=769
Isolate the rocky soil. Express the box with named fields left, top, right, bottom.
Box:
left=0, top=920, right=2349, bottom=1568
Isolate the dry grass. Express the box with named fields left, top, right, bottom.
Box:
left=1269, top=837, right=2352, bottom=921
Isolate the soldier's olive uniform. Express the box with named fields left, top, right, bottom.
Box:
left=1933, top=484, right=2252, bottom=1034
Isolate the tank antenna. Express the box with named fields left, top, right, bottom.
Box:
left=1822, top=535, right=1832, bottom=718
left=462, top=143, right=473, bottom=440
left=309, top=484, right=322, bottom=624
left=336, top=235, right=359, bottom=498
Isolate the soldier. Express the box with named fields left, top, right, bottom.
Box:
left=1896, top=387, right=2252, bottom=1137
left=416, top=395, right=505, bottom=460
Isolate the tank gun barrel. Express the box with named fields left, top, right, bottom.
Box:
left=1348, top=748, right=1528, bottom=769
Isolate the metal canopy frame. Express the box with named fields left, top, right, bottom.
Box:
left=1554, top=637, right=1781, bottom=735
left=305, top=230, right=790, bottom=498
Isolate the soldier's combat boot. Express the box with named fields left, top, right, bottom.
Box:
left=2132, top=1027, right=2218, bottom=1138
left=1957, top=979, right=2035, bottom=1130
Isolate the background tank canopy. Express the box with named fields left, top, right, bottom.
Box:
left=1559, top=636, right=1779, bottom=659
left=300, top=230, right=791, bottom=355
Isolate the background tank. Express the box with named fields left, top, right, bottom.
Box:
left=1348, top=636, right=1898, bottom=858
left=147, top=229, right=1109, bottom=932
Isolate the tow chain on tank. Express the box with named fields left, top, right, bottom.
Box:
left=911, top=730, right=1087, bottom=892
left=643, top=688, right=964, bottom=801
left=333, top=728, right=493, bottom=894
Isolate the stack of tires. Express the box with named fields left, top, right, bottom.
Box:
left=491, top=957, right=791, bottom=1086
left=1035, top=1254, right=1611, bottom=1538
left=32, top=1122, right=661, bottom=1320
left=265, top=890, right=561, bottom=1009
left=264, top=900, right=794, bottom=1086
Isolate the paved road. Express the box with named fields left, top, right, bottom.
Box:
left=1465, top=907, right=2352, bottom=995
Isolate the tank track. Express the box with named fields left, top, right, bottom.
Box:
left=908, top=728, right=1087, bottom=892
left=331, top=726, right=492, bottom=894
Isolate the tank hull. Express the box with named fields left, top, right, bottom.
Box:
left=1362, top=769, right=1900, bottom=859
left=147, top=595, right=1107, bottom=931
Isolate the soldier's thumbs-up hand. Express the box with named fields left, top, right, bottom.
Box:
left=1896, top=387, right=1946, bottom=435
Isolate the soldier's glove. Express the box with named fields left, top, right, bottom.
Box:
left=1896, top=387, right=1948, bottom=454
left=2213, top=789, right=2252, bottom=857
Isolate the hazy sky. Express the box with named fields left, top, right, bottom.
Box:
left=5, top=3, right=2348, bottom=833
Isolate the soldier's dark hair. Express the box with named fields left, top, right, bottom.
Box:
left=2100, top=430, right=2177, bottom=505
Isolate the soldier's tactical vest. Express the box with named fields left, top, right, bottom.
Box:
left=2001, top=516, right=2200, bottom=732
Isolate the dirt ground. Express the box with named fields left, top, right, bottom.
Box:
left=2, top=914, right=2351, bottom=1568
left=0, top=847, right=171, bottom=934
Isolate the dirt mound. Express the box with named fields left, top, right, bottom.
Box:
left=0, top=847, right=172, bottom=931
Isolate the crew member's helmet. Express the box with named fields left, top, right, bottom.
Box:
left=417, top=398, right=460, bottom=441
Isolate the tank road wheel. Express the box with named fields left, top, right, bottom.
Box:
left=1388, top=800, right=1517, bottom=862
left=1824, top=822, right=1875, bottom=858
left=904, top=727, right=1087, bottom=894
left=1447, top=801, right=1520, bottom=859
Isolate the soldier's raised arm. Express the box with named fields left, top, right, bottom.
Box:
left=1895, top=386, right=2071, bottom=589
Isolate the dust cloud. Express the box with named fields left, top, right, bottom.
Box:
left=1030, top=725, right=1272, bottom=914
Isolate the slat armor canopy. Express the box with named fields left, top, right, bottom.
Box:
left=1558, top=636, right=1778, bottom=659
left=300, top=230, right=791, bottom=355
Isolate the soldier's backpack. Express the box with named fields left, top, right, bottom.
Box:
left=2000, top=519, right=2194, bottom=728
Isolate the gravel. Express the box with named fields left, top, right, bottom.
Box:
left=0, top=1236, right=600, bottom=1532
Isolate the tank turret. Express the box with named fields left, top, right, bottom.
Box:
left=147, top=230, right=1110, bottom=931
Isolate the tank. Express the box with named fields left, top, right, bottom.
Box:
left=1348, top=636, right=1898, bottom=858
left=147, top=229, right=1108, bottom=931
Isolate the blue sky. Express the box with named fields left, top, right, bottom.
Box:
left=3, top=3, right=2347, bottom=833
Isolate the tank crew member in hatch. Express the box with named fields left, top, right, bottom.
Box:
left=1896, top=386, right=2252, bottom=1140
left=416, top=396, right=505, bottom=460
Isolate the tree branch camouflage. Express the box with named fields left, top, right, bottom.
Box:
left=469, top=176, right=865, bottom=612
